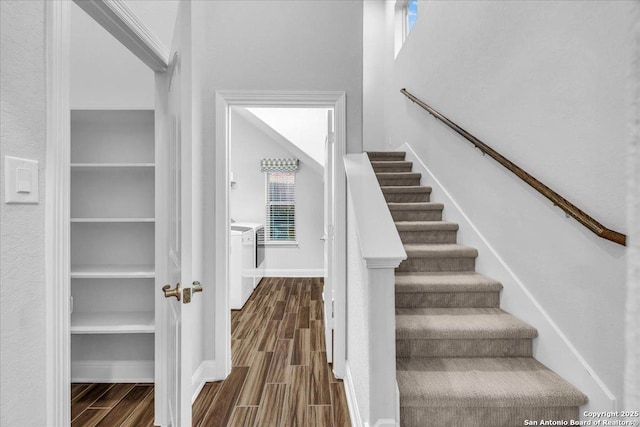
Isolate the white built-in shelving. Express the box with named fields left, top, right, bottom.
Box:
left=71, top=162, right=155, bottom=169
left=70, top=110, right=155, bottom=382
left=71, top=218, right=155, bottom=223
left=71, top=311, right=155, bottom=334
left=70, top=264, right=155, bottom=279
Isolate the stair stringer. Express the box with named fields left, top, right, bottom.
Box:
left=398, top=142, right=616, bottom=417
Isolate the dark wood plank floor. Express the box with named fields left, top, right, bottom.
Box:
left=71, top=383, right=154, bottom=427
left=71, top=277, right=351, bottom=427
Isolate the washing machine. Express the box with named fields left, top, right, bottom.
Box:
left=230, top=225, right=254, bottom=309
left=232, top=222, right=265, bottom=289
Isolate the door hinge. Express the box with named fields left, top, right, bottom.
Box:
left=332, top=289, right=336, bottom=322
left=328, top=132, right=336, bottom=144
left=70, top=296, right=74, bottom=314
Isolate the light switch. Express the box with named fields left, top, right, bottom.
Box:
left=16, top=168, right=31, bottom=193
left=4, top=156, right=38, bottom=204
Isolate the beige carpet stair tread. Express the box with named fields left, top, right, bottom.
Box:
left=404, top=244, right=478, bottom=258
left=376, top=172, right=421, bottom=178
left=396, top=308, right=537, bottom=339
left=371, top=160, right=413, bottom=167
left=388, top=202, right=444, bottom=211
left=395, top=272, right=502, bottom=293
left=367, top=151, right=406, bottom=159
left=381, top=186, right=432, bottom=194
left=396, top=357, right=588, bottom=408
left=395, top=221, right=459, bottom=231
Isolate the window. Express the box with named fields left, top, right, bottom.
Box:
left=406, top=0, right=418, bottom=34
left=394, top=0, right=419, bottom=57
left=262, top=158, right=299, bottom=244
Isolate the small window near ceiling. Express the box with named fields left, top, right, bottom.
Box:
left=395, top=0, right=419, bottom=57
left=262, top=159, right=299, bottom=245
left=406, top=0, right=418, bottom=34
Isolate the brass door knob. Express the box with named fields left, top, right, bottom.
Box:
left=192, top=281, right=203, bottom=294
left=162, top=283, right=181, bottom=301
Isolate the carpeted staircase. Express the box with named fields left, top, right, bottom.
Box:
left=367, top=151, right=588, bottom=427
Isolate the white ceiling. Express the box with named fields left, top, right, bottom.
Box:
left=247, top=107, right=331, bottom=168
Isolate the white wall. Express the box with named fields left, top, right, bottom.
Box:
left=626, top=0, right=640, bottom=410
left=230, top=109, right=324, bottom=273
left=70, top=1, right=154, bottom=109
left=0, top=1, right=48, bottom=425
left=202, top=0, right=363, bottom=153
left=364, top=0, right=632, bottom=408
left=362, top=0, right=386, bottom=150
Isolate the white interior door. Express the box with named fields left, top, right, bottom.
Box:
left=155, top=3, right=199, bottom=426
left=323, top=110, right=335, bottom=362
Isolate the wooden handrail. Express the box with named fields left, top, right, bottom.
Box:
left=400, top=88, right=626, bottom=246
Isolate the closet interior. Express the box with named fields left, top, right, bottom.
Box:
left=70, top=109, right=155, bottom=382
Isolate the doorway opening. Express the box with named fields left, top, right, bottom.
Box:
left=229, top=105, right=332, bottom=345
left=213, top=91, right=347, bottom=383
left=229, top=106, right=329, bottom=295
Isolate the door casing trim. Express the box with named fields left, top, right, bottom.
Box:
left=46, top=1, right=71, bottom=425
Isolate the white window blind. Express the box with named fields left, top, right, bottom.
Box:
left=265, top=171, right=296, bottom=242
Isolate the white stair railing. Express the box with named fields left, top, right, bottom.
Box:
left=344, top=153, right=406, bottom=426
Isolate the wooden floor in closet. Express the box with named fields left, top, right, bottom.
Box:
left=71, top=277, right=351, bottom=426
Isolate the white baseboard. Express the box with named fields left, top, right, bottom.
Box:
left=191, top=360, right=220, bottom=403
left=71, top=360, right=154, bottom=383
left=395, top=381, right=400, bottom=426
left=262, top=269, right=325, bottom=278
left=400, top=142, right=617, bottom=414
left=366, top=420, right=398, bottom=427
left=344, top=362, right=364, bottom=427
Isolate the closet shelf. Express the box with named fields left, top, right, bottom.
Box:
left=71, top=163, right=155, bottom=171
left=71, top=218, right=155, bottom=223
left=71, top=264, right=155, bottom=279
left=71, top=311, right=154, bottom=334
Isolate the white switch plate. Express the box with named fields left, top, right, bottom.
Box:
left=4, top=156, right=39, bottom=204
